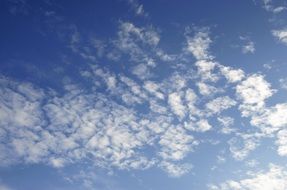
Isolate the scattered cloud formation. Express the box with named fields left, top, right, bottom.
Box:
left=2, top=2, right=287, bottom=188
left=209, top=164, right=287, bottom=190
left=1, top=20, right=287, bottom=179
left=262, top=0, right=287, bottom=14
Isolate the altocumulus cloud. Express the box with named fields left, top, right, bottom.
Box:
left=1, top=20, right=287, bottom=182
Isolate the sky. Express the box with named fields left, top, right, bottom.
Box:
left=1, top=0, right=287, bottom=189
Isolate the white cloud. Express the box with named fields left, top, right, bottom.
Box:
left=242, top=41, right=255, bottom=54
left=168, top=92, right=186, bottom=119
left=239, top=36, right=255, bottom=54
left=217, top=116, right=234, bottom=127
left=115, top=21, right=160, bottom=64
left=245, top=159, right=259, bottom=168
left=168, top=74, right=187, bottom=91
left=276, top=129, right=287, bottom=156
left=279, top=78, right=287, bottom=90
left=197, top=82, right=220, bottom=96
left=195, top=60, right=218, bottom=81
left=272, top=29, right=287, bottom=45
left=118, top=22, right=159, bottom=47
left=217, top=116, right=236, bottom=134
left=144, top=81, right=165, bottom=99
left=205, top=96, right=237, bottom=115
left=127, top=0, right=148, bottom=17
left=209, top=164, right=287, bottom=190
left=50, top=157, right=66, bottom=168
left=261, top=0, right=286, bottom=13
left=132, top=63, right=151, bottom=80
left=220, top=66, right=245, bottom=83
left=92, top=66, right=118, bottom=90
left=185, top=88, right=197, bottom=104
left=186, top=30, right=213, bottom=60
left=251, top=103, right=287, bottom=134
left=149, top=100, right=168, bottom=114
left=2, top=19, right=287, bottom=181
left=228, top=136, right=258, bottom=160
left=0, top=76, right=157, bottom=170
left=160, top=161, right=192, bottom=177
left=272, top=6, right=287, bottom=13
left=159, top=126, right=197, bottom=161
left=236, top=74, right=274, bottom=116
left=196, top=119, right=212, bottom=132
left=0, top=77, right=45, bottom=129
left=0, top=68, right=202, bottom=176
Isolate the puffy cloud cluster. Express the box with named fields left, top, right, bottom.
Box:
left=185, top=29, right=213, bottom=60
left=2, top=21, right=287, bottom=180
left=251, top=103, right=287, bottom=133
left=0, top=71, right=199, bottom=177
left=159, top=126, right=197, bottom=161
left=236, top=74, right=274, bottom=117
left=220, top=66, right=245, bottom=83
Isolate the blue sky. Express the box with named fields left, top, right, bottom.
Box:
left=1, top=0, right=287, bottom=189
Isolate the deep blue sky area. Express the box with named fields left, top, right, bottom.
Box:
left=1, top=0, right=287, bottom=190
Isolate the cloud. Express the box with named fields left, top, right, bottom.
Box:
left=217, top=116, right=236, bottom=134
left=160, top=161, right=193, bottom=177
left=261, top=0, right=287, bottom=13
left=117, top=22, right=160, bottom=50
left=272, top=28, right=287, bottom=45
left=251, top=103, right=287, bottom=134
left=276, top=129, right=287, bottom=156
left=185, top=29, right=213, bottom=60
left=196, top=119, right=212, bottom=132
left=0, top=68, right=201, bottom=177
left=197, top=82, right=220, bottom=96
left=144, top=81, right=165, bottom=100
left=195, top=60, right=218, bottom=81
left=220, top=66, right=245, bottom=83
left=209, top=164, right=287, bottom=190
left=126, top=0, right=148, bottom=17
left=236, top=74, right=274, bottom=117
left=159, top=126, right=196, bottom=161
left=273, top=6, right=287, bottom=13
left=2, top=19, right=287, bottom=180
left=242, top=41, right=255, bottom=54
left=168, top=92, right=186, bottom=119
left=279, top=78, right=287, bottom=90
left=132, top=63, right=152, bottom=80
left=0, top=78, right=45, bottom=129
left=228, top=135, right=258, bottom=160
left=205, top=96, right=237, bottom=115
left=239, top=36, right=255, bottom=54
